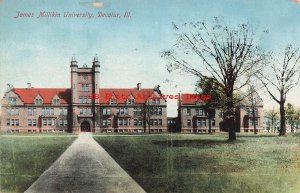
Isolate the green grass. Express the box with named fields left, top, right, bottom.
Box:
left=93, top=133, right=300, bottom=193
left=0, top=134, right=76, bottom=193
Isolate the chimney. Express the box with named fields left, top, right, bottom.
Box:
left=137, top=83, right=141, bottom=90
left=27, top=83, right=31, bottom=88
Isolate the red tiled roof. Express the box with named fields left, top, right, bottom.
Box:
left=181, top=93, right=211, bottom=105
left=12, top=88, right=71, bottom=104
left=99, top=88, right=155, bottom=104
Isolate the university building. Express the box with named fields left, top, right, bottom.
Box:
left=0, top=57, right=167, bottom=133
left=176, top=93, right=264, bottom=133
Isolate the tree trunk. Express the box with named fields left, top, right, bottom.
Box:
left=226, top=90, right=236, bottom=141
left=208, top=118, right=212, bottom=133
left=279, top=101, right=286, bottom=136
left=228, top=116, right=236, bottom=141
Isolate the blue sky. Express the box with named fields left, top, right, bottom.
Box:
left=1, top=0, right=300, bottom=116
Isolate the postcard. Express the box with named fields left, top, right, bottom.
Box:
left=1, top=0, right=300, bottom=193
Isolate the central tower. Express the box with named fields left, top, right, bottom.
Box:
left=70, top=56, right=100, bottom=132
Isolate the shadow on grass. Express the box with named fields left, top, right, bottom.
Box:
left=152, top=139, right=244, bottom=147
left=237, top=134, right=279, bottom=138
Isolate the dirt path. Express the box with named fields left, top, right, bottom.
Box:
left=25, top=133, right=146, bottom=193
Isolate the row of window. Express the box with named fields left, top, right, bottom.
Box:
left=186, top=108, right=206, bottom=116
left=186, top=119, right=216, bottom=127
left=79, top=96, right=92, bottom=104
left=42, top=119, right=67, bottom=126
left=108, top=98, right=161, bottom=105
left=6, top=119, right=19, bottom=126
left=80, top=108, right=92, bottom=115
left=149, top=119, right=163, bottom=126
left=101, top=107, right=163, bottom=116
left=6, top=108, right=19, bottom=116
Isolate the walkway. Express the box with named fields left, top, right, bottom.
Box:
left=25, top=133, right=146, bottom=193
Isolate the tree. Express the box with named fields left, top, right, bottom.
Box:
left=258, top=45, right=300, bottom=136
left=162, top=18, right=266, bottom=141
left=286, top=103, right=299, bottom=133
left=195, top=77, right=223, bottom=133
left=245, top=84, right=263, bottom=134
left=264, top=109, right=279, bottom=133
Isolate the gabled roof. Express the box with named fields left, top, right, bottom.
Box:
left=12, top=88, right=71, bottom=104
left=99, top=88, right=155, bottom=104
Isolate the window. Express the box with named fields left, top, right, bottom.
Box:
left=138, top=119, right=143, bottom=126
left=6, top=119, right=10, bottom=126
left=33, top=119, right=37, bottom=126
left=11, top=119, right=15, bottom=126
left=42, top=119, right=47, bottom=126
left=87, top=96, right=92, bottom=104
left=42, top=107, right=54, bottom=116
left=249, top=118, right=258, bottom=126
left=158, top=119, right=162, bottom=126
left=59, top=108, right=67, bottom=115
left=247, top=108, right=258, bottom=116
left=81, top=84, right=89, bottom=92
left=102, top=108, right=111, bottom=115
left=9, top=97, right=17, bottom=105
left=28, top=119, right=32, bottom=126
left=134, top=107, right=142, bottom=115
left=63, top=120, right=68, bottom=126
left=35, top=98, right=43, bottom=105
left=53, top=98, right=60, bottom=105
left=124, top=119, right=128, bottom=126
left=187, top=108, right=191, bottom=115
left=187, top=119, right=191, bottom=127
left=127, top=98, right=135, bottom=105
left=154, top=119, right=158, bottom=126
left=87, top=108, right=92, bottom=115
left=15, top=119, right=19, bottom=126
left=28, top=108, right=33, bottom=116
left=117, top=108, right=128, bottom=115
left=107, top=119, right=111, bottom=126
left=196, top=109, right=205, bottom=116
left=47, top=119, right=51, bottom=126
left=134, top=119, right=137, bottom=126
left=103, top=119, right=107, bottom=126
left=152, top=99, right=160, bottom=105
left=59, top=120, right=63, bottom=126
left=150, top=119, right=153, bottom=125
left=79, top=96, right=83, bottom=104
left=109, top=99, right=117, bottom=105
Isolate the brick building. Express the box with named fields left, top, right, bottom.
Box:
left=0, top=57, right=167, bottom=133
left=178, top=93, right=222, bottom=133
left=178, top=93, right=264, bottom=133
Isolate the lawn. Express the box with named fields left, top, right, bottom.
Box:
left=94, top=133, right=300, bottom=193
left=0, top=134, right=76, bottom=193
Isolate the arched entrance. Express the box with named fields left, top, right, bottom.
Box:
left=81, top=121, right=91, bottom=132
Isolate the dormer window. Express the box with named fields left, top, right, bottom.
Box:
left=52, top=98, right=60, bottom=105
left=127, top=98, right=135, bottom=105
left=34, top=95, right=43, bottom=105
left=35, top=99, right=43, bottom=105
left=109, top=98, right=117, bottom=105
left=9, top=97, right=17, bottom=105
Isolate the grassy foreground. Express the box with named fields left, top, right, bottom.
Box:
left=94, top=133, right=300, bottom=193
left=0, top=134, right=76, bottom=193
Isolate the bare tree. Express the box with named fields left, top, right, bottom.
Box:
left=264, top=109, right=279, bottom=133
left=258, top=45, right=300, bottom=136
left=162, top=18, right=266, bottom=141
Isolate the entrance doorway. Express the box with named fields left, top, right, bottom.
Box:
left=81, top=121, right=91, bottom=132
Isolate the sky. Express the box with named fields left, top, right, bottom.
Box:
left=1, top=0, right=300, bottom=116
